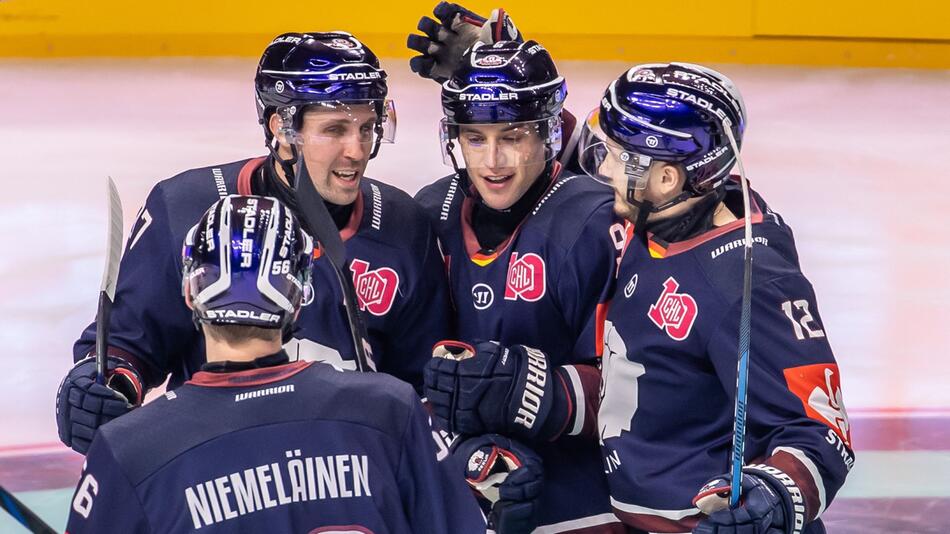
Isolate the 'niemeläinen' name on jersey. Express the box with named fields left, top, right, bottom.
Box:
left=185, top=451, right=370, bottom=529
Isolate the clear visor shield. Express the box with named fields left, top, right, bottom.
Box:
left=440, top=116, right=561, bottom=171
left=282, top=99, right=396, bottom=148
left=578, top=110, right=652, bottom=192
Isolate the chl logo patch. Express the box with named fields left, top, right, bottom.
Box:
left=504, top=252, right=546, bottom=302
left=647, top=277, right=698, bottom=341
left=784, top=363, right=852, bottom=447
left=349, top=259, right=399, bottom=316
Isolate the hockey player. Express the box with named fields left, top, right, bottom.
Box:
left=573, top=63, right=854, bottom=533
left=415, top=41, right=624, bottom=533
left=64, top=196, right=485, bottom=533
left=56, top=32, right=452, bottom=454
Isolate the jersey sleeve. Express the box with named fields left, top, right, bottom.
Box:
left=66, top=436, right=151, bottom=533
left=72, top=184, right=198, bottom=389
left=377, top=223, right=453, bottom=392
left=707, top=273, right=855, bottom=526
left=397, top=399, right=486, bottom=534
left=554, top=201, right=621, bottom=364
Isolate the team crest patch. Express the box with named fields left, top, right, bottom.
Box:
left=647, top=276, right=698, bottom=341
left=349, top=259, right=399, bottom=316
left=784, top=363, right=852, bottom=447
left=504, top=252, right=546, bottom=302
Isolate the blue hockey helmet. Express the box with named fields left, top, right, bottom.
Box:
left=440, top=40, right=567, bottom=170
left=579, top=63, right=747, bottom=209
left=182, top=195, right=314, bottom=329
left=255, top=32, right=396, bottom=159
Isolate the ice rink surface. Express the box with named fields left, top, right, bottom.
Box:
left=1, top=57, right=948, bottom=532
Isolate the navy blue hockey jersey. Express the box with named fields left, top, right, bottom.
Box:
left=415, top=169, right=625, bottom=533
left=74, top=157, right=451, bottom=390
left=597, top=184, right=854, bottom=533
left=65, top=357, right=485, bottom=533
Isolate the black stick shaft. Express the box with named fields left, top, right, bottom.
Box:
left=94, top=291, right=112, bottom=385
left=0, top=485, right=58, bottom=534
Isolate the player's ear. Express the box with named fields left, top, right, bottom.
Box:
left=183, top=280, right=194, bottom=310
left=657, top=162, right=685, bottom=196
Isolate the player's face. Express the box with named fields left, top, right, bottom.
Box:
left=294, top=104, right=378, bottom=205
left=458, top=123, right=547, bottom=210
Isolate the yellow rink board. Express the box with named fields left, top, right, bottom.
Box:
left=1, top=0, right=948, bottom=68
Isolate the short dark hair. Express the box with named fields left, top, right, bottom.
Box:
left=203, top=324, right=281, bottom=345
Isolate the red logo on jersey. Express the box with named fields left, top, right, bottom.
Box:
left=349, top=259, right=399, bottom=316
left=784, top=363, right=852, bottom=447
left=504, top=252, right=546, bottom=302
left=647, top=277, right=698, bottom=341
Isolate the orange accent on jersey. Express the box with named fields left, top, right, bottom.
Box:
left=312, top=247, right=322, bottom=260
left=647, top=240, right=667, bottom=258
left=470, top=250, right=500, bottom=267
left=784, top=363, right=852, bottom=447
left=594, top=301, right=610, bottom=357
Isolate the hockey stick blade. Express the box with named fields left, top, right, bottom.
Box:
left=0, top=484, right=57, bottom=534
left=95, top=177, right=124, bottom=385
left=293, top=158, right=375, bottom=372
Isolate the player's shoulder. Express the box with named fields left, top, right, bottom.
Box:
left=689, top=187, right=805, bottom=301
left=145, top=156, right=263, bottom=238
left=527, top=172, right=617, bottom=249
left=413, top=174, right=461, bottom=223
left=97, top=362, right=421, bottom=483
left=152, top=157, right=258, bottom=201
left=360, top=178, right=429, bottom=234
left=308, top=363, right=420, bottom=422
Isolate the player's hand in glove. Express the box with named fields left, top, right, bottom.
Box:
left=424, top=341, right=567, bottom=442
left=56, top=355, right=144, bottom=454
left=692, top=470, right=799, bottom=534
left=406, top=2, right=522, bottom=83
left=453, top=433, right=543, bottom=534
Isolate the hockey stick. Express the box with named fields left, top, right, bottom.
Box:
left=723, top=119, right=754, bottom=508
left=0, top=484, right=57, bottom=534
left=95, top=177, right=124, bottom=385
left=292, top=158, right=375, bottom=372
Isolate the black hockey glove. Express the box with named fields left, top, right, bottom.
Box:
left=453, top=433, right=543, bottom=534
left=424, top=341, right=566, bottom=442
left=693, top=466, right=802, bottom=534
left=56, top=355, right=143, bottom=454
left=406, top=2, right=523, bottom=83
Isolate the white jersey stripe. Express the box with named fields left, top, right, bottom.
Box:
left=609, top=497, right=699, bottom=520
left=563, top=365, right=586, bottom=436
left=533, top=512, right=621, bottom=533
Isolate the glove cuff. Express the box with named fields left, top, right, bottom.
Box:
left=744, top=464, right=805, bottom=534
left=81, top=352, right=145, bottom=406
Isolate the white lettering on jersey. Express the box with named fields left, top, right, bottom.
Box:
left=513, top=347, right=548, bottom=430
left=72, top=473, right=99, bottom=519
left=369, top=183, right=382, bottom=230
left=234, top=384, right=295, bottom=403
left=185, top=451, right=371, bottom=529
left=781, top=299, right=825, bottom=340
